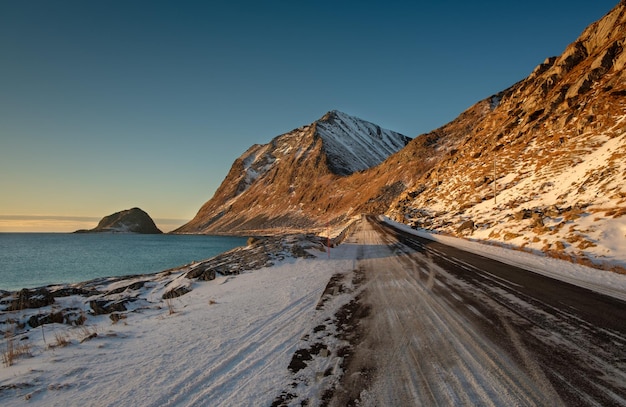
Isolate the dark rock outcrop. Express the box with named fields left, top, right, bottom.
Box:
left=75, top=207, right=162, bottom=234
left=6, top=288, right=55, bottom=311
left=89, top=299, right=132, bottom=315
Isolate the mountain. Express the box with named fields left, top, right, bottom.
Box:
left=177, top=2, right=626, bottom=269
left=75, top=207, right=162, bottom=234
left=386, top=1, right=626, bottom=268
left=174, top=111, right=411, bottom=234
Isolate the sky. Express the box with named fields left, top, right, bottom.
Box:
left=0, top=0, right=620, bottom=232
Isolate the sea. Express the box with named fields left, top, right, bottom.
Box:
left=0, top=233, right=248, bottom=292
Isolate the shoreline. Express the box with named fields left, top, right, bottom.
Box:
left=0, top=232, right=343, bottom=405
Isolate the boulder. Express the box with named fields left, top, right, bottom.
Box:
left=457, top=220, right=475, bottom=234
left=89, top=299, right=130, bottom=315
left=8, top=288, right=55, bottom=311
left=28, top=311, right=64, bottom=328
left=162, top=286, right=191, bottom=299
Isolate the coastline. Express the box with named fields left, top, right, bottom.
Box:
left=0, top=232, right=343, bottom=405
left=2, top=219, right=625, bottom=405
left=0, top=233, right=248, bottom=292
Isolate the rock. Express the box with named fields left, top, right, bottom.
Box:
left=186, top=264, right=217, bottom=281
left=456, top=220, right=475, bottom=234
left=75, top=207, right=162, bottom=234
left=8, top=288, right=55, bottom=311
left=50, top=287, right=100, bottom=298
left=531, top=211, right=545, bottom=227
left=247, top=237, right=261, bottom=246
left=28, top=311, right=64, bottom=328
left=89, top=299, right=130, bottom=315
left=162, top=286, right=191, bottom=299
left=105, top=281, right=147, bottom=295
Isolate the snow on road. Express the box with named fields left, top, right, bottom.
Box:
left=383, top=217, right=626, bottom=301
left=2, top=217, right=625, bottom=406
left=331, top=220, right=559, bottom=406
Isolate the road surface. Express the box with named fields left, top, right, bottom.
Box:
left=327, top=216, right=626, bottom=406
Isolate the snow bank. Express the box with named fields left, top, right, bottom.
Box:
left=382, top=217, right=626, bottom=301
left=0, top=245, right=357, bottom=406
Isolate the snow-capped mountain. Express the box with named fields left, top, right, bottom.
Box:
left=387, top=1, right=626, bottom=269
left=315, top=110, right=409, bottom=176
left=178, top=1, right=626, bottom=270
left=174, top=111, right=410, bottom=234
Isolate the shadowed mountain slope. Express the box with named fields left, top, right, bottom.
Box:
left=174, top=111, right=411, bottom=234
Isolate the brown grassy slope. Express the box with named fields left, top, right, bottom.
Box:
left=387, top=1, right=626, bottom=266
left=177, top=2, right=626, bottom=237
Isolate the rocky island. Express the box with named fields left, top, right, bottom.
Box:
left=74, top=207, right=162, bottom=234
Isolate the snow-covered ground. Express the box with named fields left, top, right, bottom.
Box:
left=397, top=117, right=626, bottom=271
left=383, top=217, right=626, bottom=302
left=0, top=240, right=358, bottom=406
left=1, top=218, right=625, bottom=406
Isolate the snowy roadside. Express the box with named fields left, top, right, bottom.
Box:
left=0, top=235, right=358, bottom=406
left=382, top=217, right=626, bottom=301
left=3, top=217, right=625, bottom=406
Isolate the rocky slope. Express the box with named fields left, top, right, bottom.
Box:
left=177, top=2, right=626, bottom=269
left=174, top=111, right=410, bottom=234
left=387, top=1, right=626, bottom=269
left=75, top=207, right=162, bottom=234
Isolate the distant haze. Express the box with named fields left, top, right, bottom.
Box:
left=0, top=215, right=187, bottom=233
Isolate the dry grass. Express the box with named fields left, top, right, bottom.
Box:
left=611, top=207, right=626, bottom=218
left=78, top=326, right=98, bottom=343
left=110, top=313, right=127, bottom=325
left=2, top=329, right=32, bottom=367
left=577, top=240, right=597, bottom=250
left=165, top=297, right=176, bottom=315
left=503, top=232, right=522, bottom=241
left=52, top=331, right=71, bottom=348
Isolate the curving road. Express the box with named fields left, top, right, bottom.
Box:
left=329, top=216, right=626, bottom=406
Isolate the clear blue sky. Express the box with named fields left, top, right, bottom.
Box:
left=0, top=0, right=619, bottom=231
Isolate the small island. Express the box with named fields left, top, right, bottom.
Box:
left=74, top=207, right=163, bottom=234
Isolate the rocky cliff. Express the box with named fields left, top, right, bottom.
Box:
left=174, top=111, right=410, bottom=234
left=75, top=208, right=162, bottom=234
left=177, top=2, right=626, bottom=269
left=387, top=1, right=626, bottom=268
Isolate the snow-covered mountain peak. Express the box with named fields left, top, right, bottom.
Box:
left=314, top=110, right=411, bottom=176
left=175, top=111, right=409, bottom=234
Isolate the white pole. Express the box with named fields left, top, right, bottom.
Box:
left=493, top=157, right=498, bottom=205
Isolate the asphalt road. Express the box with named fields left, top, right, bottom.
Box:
left=331, top=216, right=626, bottom=406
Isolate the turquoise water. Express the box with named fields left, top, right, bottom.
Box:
left=0, top=233, right=248, bottom=291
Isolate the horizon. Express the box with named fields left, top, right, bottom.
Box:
left=0, top=214, right=188, bottom=233
left=1, top=0, right=620, bottom=232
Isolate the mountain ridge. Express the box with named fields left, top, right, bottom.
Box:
left=176, top=1, right=626, bottom=270
left=174, top=111, right=410, bottom=234
left=387, top=0, right=626, bottom=269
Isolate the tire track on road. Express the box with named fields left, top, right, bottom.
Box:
left=330, top=218, right=562, bottom=406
